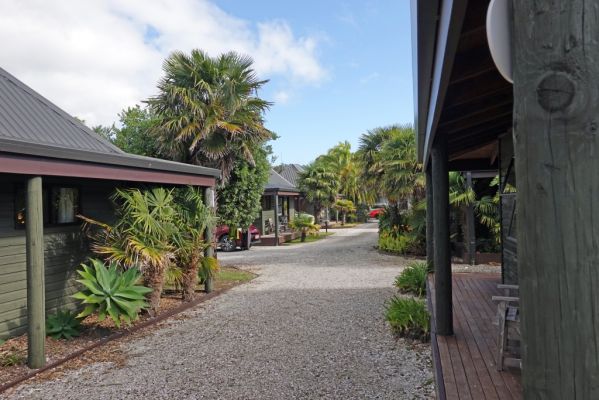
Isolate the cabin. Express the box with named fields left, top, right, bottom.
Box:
left=0, top=67, right=220, bottom=366
left=412, top=0, right=598, bottom=398
left=275, top=164, right=315, bottom=216
left=254, top=169, right=300, bottom=245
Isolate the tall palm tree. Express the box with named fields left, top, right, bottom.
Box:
left=316, top=141, right=365, bottom=203
left=298, top=163, right=338, bottom=223
left=357, top=125, right=395, bottom=197
left=147, top=49, right=273, bottom=181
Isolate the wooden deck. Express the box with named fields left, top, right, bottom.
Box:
left=428, top=273, right=522, bottom=400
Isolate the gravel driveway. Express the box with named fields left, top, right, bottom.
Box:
left=5, top=222, right=433, bottom=399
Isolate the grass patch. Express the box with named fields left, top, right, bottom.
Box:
left=385, top=296, right=430, bottom=342
left=286, top=232, right=334, bottom=244
left=216, top=267, right=255, bottom=283
left=0, top=347, right=26, bottom=367
left=394, top=262, right=428, bottom=297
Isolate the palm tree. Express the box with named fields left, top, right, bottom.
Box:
left=316, top=142, right=365, bottom=203
left=298, top=163, right=338, bottom=223
left=333, top=199, right=356, bottom=225
left=357, top=126, right=395, bottom=198
left=147, top=49, right=273, bottom=181
left=81, top=188, right=178, bottom=315
left=172, top=187, right=216, bottom=301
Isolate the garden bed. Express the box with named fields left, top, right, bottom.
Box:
left=0, top=266, right=255, bottom=391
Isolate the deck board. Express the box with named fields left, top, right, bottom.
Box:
left=429, top=273, right=522, bottom=399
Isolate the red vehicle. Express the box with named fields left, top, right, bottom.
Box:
left=369, top=208, right=384, bottom=219
left=215, top=225, right=261, bottom=252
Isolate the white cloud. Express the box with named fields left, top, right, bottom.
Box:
left=0, top=0, right=327, bottom=126
left=359, top=72, right=380, bottom=85
left=273, top=90, right=291, bottom=104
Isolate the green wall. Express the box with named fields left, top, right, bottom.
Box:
left=0, top=176, right=115, bottom=339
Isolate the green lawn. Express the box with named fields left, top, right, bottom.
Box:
left=216, top=267, right=255, bottom=283
left=286, top=232, right=334, bottom=244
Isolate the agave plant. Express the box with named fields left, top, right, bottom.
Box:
left=46, top=310, right=81, bottom=340
left=73, top=259, right=152, bottom=327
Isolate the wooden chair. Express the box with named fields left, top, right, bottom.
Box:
left=265, top=218, right=273, bottom=235
left=492, top=284, right=522, bottom=370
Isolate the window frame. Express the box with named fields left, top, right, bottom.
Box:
left=13, top=183, right=83, bottom=229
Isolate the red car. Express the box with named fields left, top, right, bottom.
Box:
left=369, top=208, right=384, bottom=218
left=215, top=225, right=261, bottom=252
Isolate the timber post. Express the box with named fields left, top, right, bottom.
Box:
left=513, top=1, right=599, bottom=397
left=425, top=165, right=434, bottom=270
left=465, top=171, right=476, bottom=265
left=26, top=176, right=45, bottom=368
left=274, top=194, right=280, bottom=246
left=431, top=135, right=453, bottom=336
left=203, top=186, right=215, bottom=293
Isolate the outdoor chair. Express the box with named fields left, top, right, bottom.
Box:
left=265, top=218, right=273, bottom=235
left=492, top=284, right=521, bottom=371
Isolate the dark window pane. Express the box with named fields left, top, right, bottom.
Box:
left=50, top=187, right=79, bottom=224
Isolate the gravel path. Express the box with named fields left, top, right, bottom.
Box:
left=5, top=222, right=434, bottom=399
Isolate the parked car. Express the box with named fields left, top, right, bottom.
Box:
left=369, top=208, right=384, bottom=219
left=215, top=225, right=261, bottom=252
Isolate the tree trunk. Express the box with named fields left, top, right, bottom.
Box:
left=301, top=230, right=307, bottom=242
left=181, top=252, right=200, bottom=302
left=342, top=212, right=346, bottom=225
left=146, top=264, right=166, bottom=315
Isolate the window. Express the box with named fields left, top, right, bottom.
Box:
left=14, top=185, right=80, bottom=227
left=50, top=187, right=79, bottom=224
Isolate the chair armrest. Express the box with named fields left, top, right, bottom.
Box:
left=492, top=296, right=520, bottom=303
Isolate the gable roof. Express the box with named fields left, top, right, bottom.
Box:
left=0, top=67, right=220, bottom=184
left=264, top=169, right=299, bottom=194
left=277, top=164, right=305, bottom=187
left=0, top=68, right=123, bottom=154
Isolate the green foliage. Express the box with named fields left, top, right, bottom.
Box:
left=357, top=124, right=423, bottom=204
left=395, top=262, right=428, bottom=297
left=46, top=310, right=82, bottom=340
left=114, top=105, right=161, bottom=157
left=73, top=259, right=152, bottom=327
left=298, top=163, right=338, bottom=223
left=289, top=215, right=320, bottom=241
left=378, top=231, right=415, bottom=254
left=217, top=145, right=270, bottom=229
left=315, top=141, right=367, bottom=203
left=0, top=348, right=25, bottom=367
left=356, top=203, right=370, bottom=222
left=199, top=256, right=220, bottom=283
left=385, top=296, right=430, bottom=341
left=147, top=49, right=273, bottom=181
left=296, top=213, right=315, bottom=224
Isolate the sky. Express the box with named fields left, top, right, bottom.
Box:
left=0, top=0, right=414, bottom=165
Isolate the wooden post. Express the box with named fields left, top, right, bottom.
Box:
left=26, top=176, right=45, bottom=368
left=465, top=171, right=476, bottom=265
left=431, top=135, right=452, bottom=336
left=513, top=2, right=599, bottom=397
left=274, top=194, right=279, bottom=246
left=425, top=165, right=434, bottom=270
left=203, top=187, right=215, bottom=293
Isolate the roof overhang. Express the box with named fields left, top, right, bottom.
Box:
left=263, top=189, right=300, bottom=196
left=412, top=0, right=512, bottom=171
left=0, top=138, right=219, bottom=186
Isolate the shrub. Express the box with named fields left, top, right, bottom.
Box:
left=378, top=231, right=413, bottom=254
left=395, top=262, right=428, bottom=297
left=46, top=310, right=82, bottom=340
left=289, top=215, right=320, bottom=242
left=199, top=256, right=220, bottom=283
left=385, top=296, right=430, bottom=341
left=73, top=259, right=152, bottom=327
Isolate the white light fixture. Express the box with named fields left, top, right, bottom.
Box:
left=486, top=0, right=513, bottom=84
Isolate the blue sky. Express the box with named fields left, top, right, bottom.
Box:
left=0, top=0, right=413, bottom=165
left=213, top=0, right=414, bottom=164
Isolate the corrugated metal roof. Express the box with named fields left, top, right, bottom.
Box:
left=0, top=67, right=221, bottom=179
left=0, top=67, right=123, bottom=154
left=265, top=169, right=298, bottom=192
left=277, top=164, right=305, bottom=187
